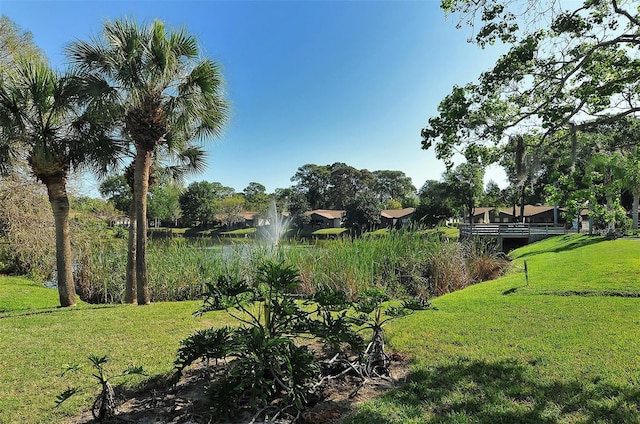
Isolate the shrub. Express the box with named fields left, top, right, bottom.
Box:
left=56, top=354, right=145, bottom=421
left=175, top=260, right=360, bottom=421
left=0, top=172, right=55, bottom=280
left=174, top=260, right=421, bottom=422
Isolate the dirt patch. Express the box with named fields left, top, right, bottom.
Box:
left=61, top=353, right=410, bottom=424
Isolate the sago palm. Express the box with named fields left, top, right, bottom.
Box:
left=67, top=18, right=228, bottom=304
left=0, top=59, right=121, bottom=307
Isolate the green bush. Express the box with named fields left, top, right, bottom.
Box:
left=175, top=260, right=362, bottom=421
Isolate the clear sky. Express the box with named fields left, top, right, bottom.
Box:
left=1, top=0, right=508, bottom=196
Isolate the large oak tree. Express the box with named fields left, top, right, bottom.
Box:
left=424, top=1, right=640, bottom=166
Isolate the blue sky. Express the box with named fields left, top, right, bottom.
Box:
left=1, top=0, right=508, bottom=196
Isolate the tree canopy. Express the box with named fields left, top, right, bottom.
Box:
left=290, top=163, right=417, bottom=212
left=0, top=15, right=43, bottom=73
left=424, top=1, right=640, bottom=166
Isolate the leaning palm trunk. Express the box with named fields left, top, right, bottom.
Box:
left=45, top=175, right=76, bottom=307
left=93, top=381, right=116, bottom=421
left=133, top=146, right=152, bottom=305
left=364, top=326, right=388, bottom=377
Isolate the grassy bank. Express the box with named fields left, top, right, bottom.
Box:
left=0, top=235, right=638, bottom=423
left=347, top=235, right=640, bottom=423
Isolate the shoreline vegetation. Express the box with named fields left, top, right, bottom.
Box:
left=73, top=227, right=490, bottom=305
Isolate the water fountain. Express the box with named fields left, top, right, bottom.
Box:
left=259, top=201, right=291, bottom=247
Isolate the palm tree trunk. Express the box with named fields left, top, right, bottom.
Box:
left=520, top=186, right=526, bottom=224
left=632, top=192, right=639, bottom=233
left=134, top=147, right=152, bottom=305
left=605, top=169, right=616, bottom=236
left=45, top=176, right=76, bottom=307
left=588, top=200, right=594, bottom=235
left=125, top=201, right=137, bottom=304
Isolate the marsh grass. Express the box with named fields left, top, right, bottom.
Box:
left=284, top=230, right=447, bottom=299
left=76, top=230, right=507, bottom=303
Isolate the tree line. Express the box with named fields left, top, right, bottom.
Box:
left=99, top=162, right=419, bottom=230
left=5, top=0, right=640, bottom=308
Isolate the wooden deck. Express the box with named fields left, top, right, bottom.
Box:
left=460, top=223, right=567, bottom=245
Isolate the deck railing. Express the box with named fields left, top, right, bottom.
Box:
left=459, top=223, right=567, bottom=239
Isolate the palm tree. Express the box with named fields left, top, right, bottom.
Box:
left=67, top=18, right=228, bottom=304
left=0, top=59, right=120, bottom=307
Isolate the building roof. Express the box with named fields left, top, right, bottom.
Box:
left=499, top=205, right=564, bottom=217
left=306, top=209, right=346, bottom=220
left=381, top=207, right=416, bottom=219
left=239, top=211, right=259, bottom=220
left=471, top=207, right=496, bottom=217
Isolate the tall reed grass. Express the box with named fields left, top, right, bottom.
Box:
left=76, top=231, right=510, bottom=303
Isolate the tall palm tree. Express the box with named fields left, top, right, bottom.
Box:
left=67, top=18, right=228, bottom=304
left=0, top=59, right=120, bottom=307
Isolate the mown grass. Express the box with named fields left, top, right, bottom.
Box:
left=220, top=228, right=257, bottom=236
left=424, top=226, right=460, bottom=239
left=0, top=276, right=63, bottom=312
left=0, top=280, right=231, bottom=423
left=345, top=234, right=640, bottom=423
left=504, top=234, right=640, bottom=296
left=440, top=226, right=460, bottom=239
left=312, top=227, right=348, bottom=235
left=1, top=234, right=638, bottom=423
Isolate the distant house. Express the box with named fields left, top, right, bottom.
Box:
left=306, top=209, right=345, bottom=228
left=380, top=208, right=415, bottom=228
left=111, top=215, right=131, bottom=228
left=469, top=205, right=566, bottom=224
left=238, top=211, right=266, bottom=228
left=213, top=211, right=268, bottom=229
left=495, top=209, right=515, bottom=223
left=507, top=205, right=565, bottom=224
left=470, top=207, right=499, bottom=224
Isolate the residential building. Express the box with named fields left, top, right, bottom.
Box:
left=380, top=207, right=415, bottom=228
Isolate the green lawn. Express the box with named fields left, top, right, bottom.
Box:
left=312, top=227, right=348, bottom=236
left=0, top=234, right=638, bottom=423
left=346, top=235, right=640, bottom=423
left=0, top=280, right=231, bottom=423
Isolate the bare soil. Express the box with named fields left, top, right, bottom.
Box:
left=61, top=352, right=410, bottom=424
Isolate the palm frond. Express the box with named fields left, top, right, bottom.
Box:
left=61, top=17, right=229, bottom=184
left=64, top=39, right=111, bottom=74
left=169, top=28, right=198, bottom=59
